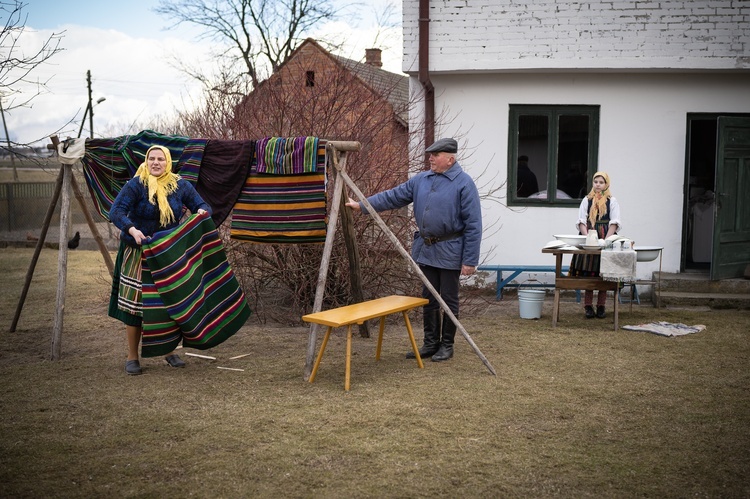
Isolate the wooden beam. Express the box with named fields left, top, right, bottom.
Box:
left=9, top=165, right=64, bottom=333
left=326, top=140, right=360, bottom=152
left=334, top=151, right=368, bottom=338
left=337, top=168, right=497, bottom=377
left=304, top=144, right=348, bottom=380
left=51, top=162, right=72, bottom=360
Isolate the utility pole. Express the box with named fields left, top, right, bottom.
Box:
left=0, top=96, right=18, bottom=181
left=78, top=70, right=93, bottom=139
left=86, top=70, right=94, bottom=138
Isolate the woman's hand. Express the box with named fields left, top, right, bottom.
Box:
left=197, top=209, right=207, bottom=215
left=128, top=226, right=147, bottom=245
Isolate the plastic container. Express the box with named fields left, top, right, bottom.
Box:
left=518, top=289, right=545, bottom=319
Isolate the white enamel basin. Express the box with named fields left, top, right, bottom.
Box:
left=554, top=234, right=585, bottom=246
left=634, top=246, right=662, bottom=262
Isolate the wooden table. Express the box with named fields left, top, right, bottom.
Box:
left=542, top=247, right=621, bottom=330
left=302, top=295, right=428, bottom=391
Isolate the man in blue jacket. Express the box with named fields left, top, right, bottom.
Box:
left=346, top=138, right=482, bottom=362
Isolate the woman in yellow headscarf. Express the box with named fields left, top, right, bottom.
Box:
left=108, top=145, right=211, bottom=375
left=571, top=171, right=622, bottom=319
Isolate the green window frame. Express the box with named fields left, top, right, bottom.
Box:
left=508, top=105, right=600, bottom=206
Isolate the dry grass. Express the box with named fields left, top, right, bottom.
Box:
left=1, top=248, right=749, bottom=498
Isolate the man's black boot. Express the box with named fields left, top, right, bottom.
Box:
left=406, top=310, right=440, bottom=359
left=431, top=314, right=456, bottom=362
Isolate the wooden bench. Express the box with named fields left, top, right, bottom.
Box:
left=302, top=295, right=429, bottom=391
left=478, top=265, right=580, bottom=301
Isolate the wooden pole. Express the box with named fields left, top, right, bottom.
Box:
left=9, top=166, right=64, bottom=332
left=71, top=176, right=114, bottom=276
left=51, top=161, right=73, bottom=360
left=304, top=145, right=350, bottom=379
left=325, top=140, right=360, bottom=152
left=334, top=151, right=369, bottom=338
left=338, top=168, right=497, bottom=376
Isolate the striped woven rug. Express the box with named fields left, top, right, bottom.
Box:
left=230, top=140, right=327, bottom=244
left=140, top=213, right=251, bottom=357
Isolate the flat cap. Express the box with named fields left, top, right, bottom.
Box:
left=425, top=138, right=458, bottom=154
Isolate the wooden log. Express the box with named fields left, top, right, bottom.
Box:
left=304, top=146, right=346, bottom=380
left=326, top=140, right=360, bottom=152
left=9, top=165, right=64, bottom=333
left=338, top=168, right=497, bottom=376
left=334, top=151, right=369, bottom=338
left=51, top=164, right=72, bottom=360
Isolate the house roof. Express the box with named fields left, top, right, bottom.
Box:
left=238, top=39, right=409, bottom=128
left=329, top=51, right=409, bottom=126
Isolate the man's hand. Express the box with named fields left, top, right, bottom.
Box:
left=345, top=198, right=361, bottom=211
left=461, top=265, right=476, bottom=276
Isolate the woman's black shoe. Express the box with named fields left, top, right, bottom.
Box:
left=596, top=306, right=606, bottom=318
left=584, top=306, right=595, bottom=319
left=165, top=354, right=186, bottom=368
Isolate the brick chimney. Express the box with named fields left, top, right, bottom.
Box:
left=365, top=48, right=383, bottom=68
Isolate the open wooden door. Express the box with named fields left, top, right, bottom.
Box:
left=712, top=117, right=750, bottom=279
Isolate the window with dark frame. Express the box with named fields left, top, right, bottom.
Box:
left=508, top=105, right=600, bottom=206
left=305, top=71, right=315, bottom=87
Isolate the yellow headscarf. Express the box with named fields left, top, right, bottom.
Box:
left=135, top=145, right=180, bottom=227
left=586, top=171, right=611, bottom=227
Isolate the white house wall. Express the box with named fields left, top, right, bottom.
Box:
left=402, top=0, right=750, bottom=73
left=415, top=71, right=750, bottom=279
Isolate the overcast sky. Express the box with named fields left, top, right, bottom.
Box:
left=4, top=0, right=403, bottom=147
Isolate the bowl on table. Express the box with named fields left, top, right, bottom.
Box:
left=634, top=246, right=662, bottom=262
left=553, top=234, right=586, bottom=246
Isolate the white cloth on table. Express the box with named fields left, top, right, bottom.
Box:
left=600, top=249, right=636, bottom=282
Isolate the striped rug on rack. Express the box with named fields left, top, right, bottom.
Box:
left=256, top=136, right=320, bottom=174
left=230, top=138, right=327, bottom=244
left=140, top=213, right=251, bottom=357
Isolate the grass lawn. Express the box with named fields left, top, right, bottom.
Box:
left=1, top=248, right=749, bottom=497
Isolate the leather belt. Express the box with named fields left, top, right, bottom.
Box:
left=422, top=231, right=464, bottom=246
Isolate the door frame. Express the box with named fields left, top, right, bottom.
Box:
left=683, top=113, right=750, bottom=274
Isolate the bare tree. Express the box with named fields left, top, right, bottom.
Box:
left=0, top=0, right=64, bottom=171
left=155, top=0, right=338, bottom=90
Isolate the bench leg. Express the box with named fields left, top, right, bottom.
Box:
left=345, top=324, right=353, bottom=391
left=403, top=311, right=424, bottom=369
left=375, top=316, right=385, bottom=361
left=309, top=326, right=333, bottom=383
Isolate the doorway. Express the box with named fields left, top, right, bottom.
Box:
left=684, top=116, right=716, bottom=271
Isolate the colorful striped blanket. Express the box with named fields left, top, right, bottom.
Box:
left=81, top=130, right=205, bottom=221
left=256, top=136, right=320, bottom=174
left=140, top=213, right=251, bottom=357
left=230, top=140, right=327, bottom=244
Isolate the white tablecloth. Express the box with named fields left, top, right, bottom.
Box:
left=600, top=250, right=637, bottom=282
